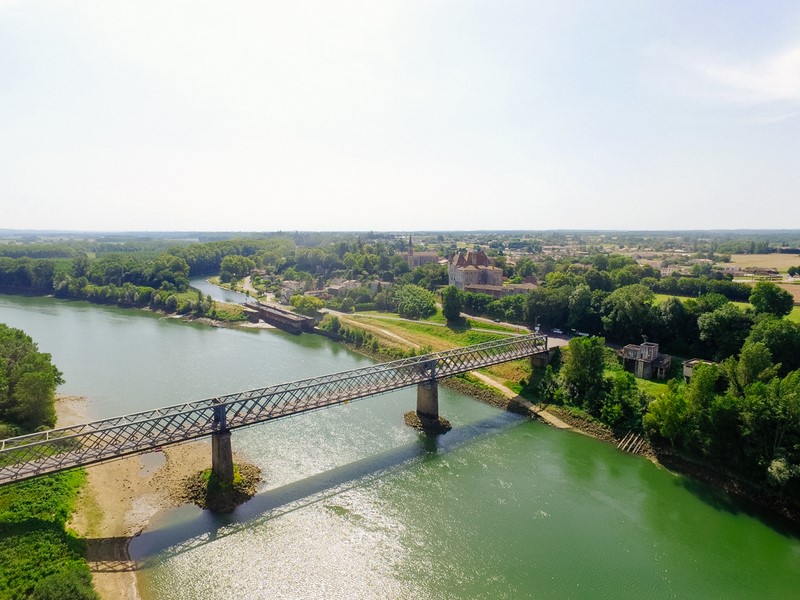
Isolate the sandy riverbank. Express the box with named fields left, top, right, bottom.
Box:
left=56, top=397, right=216, bottom=600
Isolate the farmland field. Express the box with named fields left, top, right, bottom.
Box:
left=776, top=283, right=800, bottom=305
left=725, top=253, right=800, bottom=272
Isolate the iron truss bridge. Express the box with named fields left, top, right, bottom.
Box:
left=0, top=334, right=547, bottom=485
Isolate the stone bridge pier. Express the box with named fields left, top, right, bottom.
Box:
left=409, top=359, right=451, bottom=433
left=212, top=431, right=234, bottom=484
left=416, top=380, right=439, bottom=420
left=212, top=403, right=235, bottom=484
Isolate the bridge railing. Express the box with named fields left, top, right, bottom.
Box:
left=0, top=334, right=547, bottom=484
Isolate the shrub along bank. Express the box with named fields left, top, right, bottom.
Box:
left=0, top=324, right=98, bottom=599
left=0, top=471, right=97, bottom=600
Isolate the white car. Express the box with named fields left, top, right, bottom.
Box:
left=552, top=328, right=563, bottom=334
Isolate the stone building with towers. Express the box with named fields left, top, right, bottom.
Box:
left=448, top=250, right=504, bottom=290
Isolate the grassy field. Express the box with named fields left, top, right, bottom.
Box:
left=175, top=290, right=203, bottom=304
left=212, top=302, right=248, bottom=321
left=349, top=314, right=509, bottom=351
left=653, top=293, right=751, bottom=309
left=777, top=283, right=800, bottom=304
left=353, top=310, right=523, bottom=333
left=342, top=311, right=531, bottom=384
left=653, top=293, right=683, bottom=305
left=183, top=285, right=248, bottom=321
left=654, top=291, right=799, bottom=315
left=479, top=360, right=531, bottom=388
left=726, top=253, right=800, bottom=272
left=636, top=376, right=670, bottom=398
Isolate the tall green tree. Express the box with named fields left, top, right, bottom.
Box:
left=749, top=281, right=794, bottom=318
left=407, top=263, right=448, bottom=290
left=567, top=283, right=593, bottom=332
left=11, top=371, right=57, bottom=430
left=740, top=372, right=800, bottom=474
left=220, top=255, right=256, bottom=283
left=746, top=317, right=800, bottom=375
left=514, top=257, right=536, bottom=278
left=290, top=294, right=324, bottom=315
left=441, top=285, right=464, bottom=322
left=526, top=286, right=570, bottom=328
left=721, top=342, right=780, bottom=399
left=657, top=296, right=692, bottom=348
left=644, top=380, right=690, bottom=446
left=601, top=284, right=655, bottom=342
left=684, top=362, right=723, bottom=456
left=394, top=284, right=437, bottom=319
left=602, top=370, right=645, bottom=429
left=584, top=268, right=613, bottom=291
left=697, top=303, right=754, bottom=360
left=561, top=336, right=606, bottom=414
left=0, top=324, right=63, bottom=432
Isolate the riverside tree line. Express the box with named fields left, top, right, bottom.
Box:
left=0, top=235, right=795, bottom=366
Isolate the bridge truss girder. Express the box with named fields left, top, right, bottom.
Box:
left=0, top=334, right=547, bottom=485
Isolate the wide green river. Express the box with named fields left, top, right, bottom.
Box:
left=2, top=292, right=799, bottom=599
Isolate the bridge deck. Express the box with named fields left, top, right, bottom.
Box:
left=0, top=334, right=547, bottom=485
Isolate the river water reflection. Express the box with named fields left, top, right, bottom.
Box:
left=1, top=293, right=799, bottom=599
left=189, top=277, right=251, bottom=305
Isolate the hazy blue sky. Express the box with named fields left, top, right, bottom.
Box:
left=2, top=1, right=798, bottom=232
